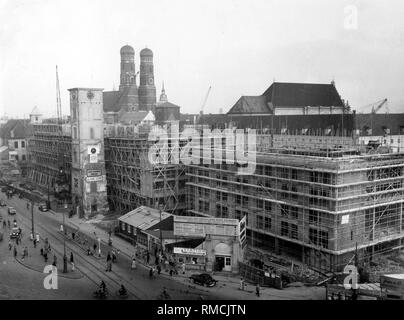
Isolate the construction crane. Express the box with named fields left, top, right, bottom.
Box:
left=196, top=86, right=212, bottom=124
left=371, top=98, right=388, bottom=114
left=54, top=65, right=70, bottom=201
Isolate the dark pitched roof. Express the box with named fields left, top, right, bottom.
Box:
left=263, top=82, right=344, bottom=108
left=156, top=101, right=180, bottom=109
left=0, top=119, right=29, bottom=139
left=103, top=91, right=121, bottom=112
left=227, top=96, right=268, bottom=114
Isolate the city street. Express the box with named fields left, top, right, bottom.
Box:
left=0, top=192, right=224, bottom=300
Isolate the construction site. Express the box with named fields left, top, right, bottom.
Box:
left=103, top=123, right=187, bottom=215
left=185, top=130, right=404, bottom=283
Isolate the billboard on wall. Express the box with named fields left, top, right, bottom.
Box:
left=173, top=247, right=207, bottom=256
left=173, top=216, right=238, bottom=237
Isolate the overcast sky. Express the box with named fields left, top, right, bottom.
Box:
left=1, top=0, right=404, bottom=118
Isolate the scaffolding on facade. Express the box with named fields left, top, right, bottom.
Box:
left=185, top=130, right=404, bottom=272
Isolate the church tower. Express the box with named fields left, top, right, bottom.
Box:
left=118, top=45, right=139, bottom=111
left=138, top=47, right=156, bottom=112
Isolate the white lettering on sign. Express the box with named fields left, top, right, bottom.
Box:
left=173, top=247, right=206, bottom=256
left=87, top=176, right=103, bottom=182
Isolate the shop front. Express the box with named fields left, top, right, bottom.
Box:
left=173, top=247, right=207, bottom=271
left=214, top=242, right=232, bottom=272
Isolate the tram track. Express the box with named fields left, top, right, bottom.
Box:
left=11, top=206, right=144, bottom=300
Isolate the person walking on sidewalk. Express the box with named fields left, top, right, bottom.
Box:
left=240, top=278, right=245, bottom=291
left=106, top=252, right=112, bottom=272
left=131, top=257, right=136, bottom=270
left=8, top=240, right=12, bottom=251
left=255, top=283, right=260, bottom=297
left=70, top=252, right=75, bottom=271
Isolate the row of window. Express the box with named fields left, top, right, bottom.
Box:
left=12, top=140, right=26, bottom=149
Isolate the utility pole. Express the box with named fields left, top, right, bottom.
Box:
left=63, top=200, right=67, bottom=273
left=31, top=200, right=34, bottom=239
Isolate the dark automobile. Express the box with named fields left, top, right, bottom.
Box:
left=38, top=204, right=48, bottom=212
left=10, top=227, right=21, bottom=239
left=189, top=273, right=218, bottom=287
left=0, top=200, right=6, bottom=206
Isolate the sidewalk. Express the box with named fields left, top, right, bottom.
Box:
left=49, top=210, right=326, bottom=300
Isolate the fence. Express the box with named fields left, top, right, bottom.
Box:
left=239, top=261, right=283, bottom=289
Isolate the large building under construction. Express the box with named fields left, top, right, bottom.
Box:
left=186, top=133, right=404, bottom=272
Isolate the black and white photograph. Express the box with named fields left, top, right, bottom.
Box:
left=1, top=0, right=404, bottom=309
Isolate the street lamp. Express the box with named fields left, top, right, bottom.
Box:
left=98, top=237, right=101, bottom=257
left=63, top=201, right=67, bottom=273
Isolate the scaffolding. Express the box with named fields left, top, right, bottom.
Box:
left=185, top=131, right=404, bottom=272
left=28, top=122, right=72, bottom=192
left=103, top=123, right=186, bottom=215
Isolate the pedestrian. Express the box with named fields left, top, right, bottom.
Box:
left=53, top=254, right=57, bottom=267
left=87, top=246, right=91, bottom=256
left=165, top=259, right=169, bottom=272
left=3, top=220, right=6, bottom=228
left=44, top=251, right=48, bottom=262
left=93, top=243, right=97, bottom=254
left=112, top=250, right=116, bottom=263
left=7, top=220, right=10, bottom=228
left=13, top=246, right=17, bottom=258
left=70, top=252, right=75, bottom=271
left=33, top=238, right=37, bottom=248
left=182, top=262, right=186, bottom=274
left=240, top=278, right=245, bottom=291
left=157, top=264, right=161, bottom=274
left=131, top=258, right=136, bottom=270
left=40, top=248, right=44, bottom=256
left=255, top=283, right=260, bottom=297
left=8, top=240, right=12, bottom=251
left=149, top=267, right=154, bottom=278
left=106, top=252, right=112, bottom=272
left=72, top=232, right=75, bottom=240
left=155, top=256, right=159, bottom=266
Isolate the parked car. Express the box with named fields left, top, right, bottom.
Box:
left=10, top=227, right=21, bottom=239
left=38, top=204, right=48, bottom=212
left=189, top=273, right=218, bottom=287
left=1, top=187, right=7, bottom=193
left=0, top=200, right=6, bottom=206
left=8, top=207, right=16, bottom=215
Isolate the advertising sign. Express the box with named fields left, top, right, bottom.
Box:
left=87, top=169, right=102, bottom=177
left=173, top=247, right=207, bottom=256
left=87, top=176, right=103, bottom=182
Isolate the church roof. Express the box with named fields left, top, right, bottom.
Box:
left=103, top=91, right=121, bottom=112
left=227, top=96, right=269, bottom=114
left=30, top=106, right=42, bottom=115
left=140, top=47, right=153, bottom=57
left=263, top=82, right=344, bottom=108
left=118, top=111, right=148, bottom=124
left=120, top=45, right=134, bottom=55
left=156, top=101, right=180, bottom=109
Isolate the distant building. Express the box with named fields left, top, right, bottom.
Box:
left=0, top=118, right=30, bottom=175
left=155, top=83, right=180, bottom=123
